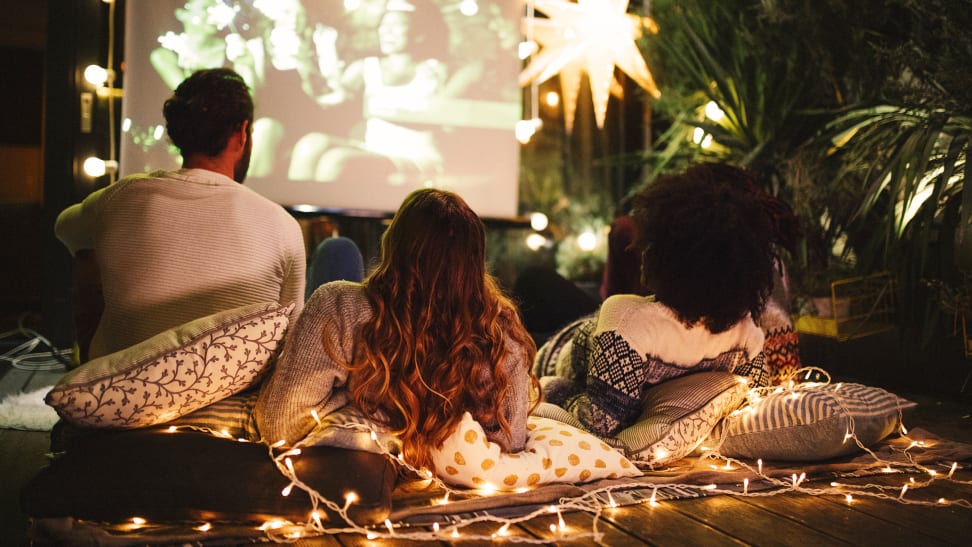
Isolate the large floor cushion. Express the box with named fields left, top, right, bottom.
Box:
left=21, top=428, right=396, bottom=526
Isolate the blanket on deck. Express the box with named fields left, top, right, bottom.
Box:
left=25, top=427, right=972, bottom=546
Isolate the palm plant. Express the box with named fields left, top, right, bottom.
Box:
left=641, top=0, right=852, bottom=294
left=640, top=0, right=972, bottom=331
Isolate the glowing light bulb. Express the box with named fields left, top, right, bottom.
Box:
left=458, top=0, right=478, bottom=16
left=577, top=230, right=597, bottom=252
left=545, top=91, right=560, bottom=108
left=82, top=157, right=117, bottom=177
left=704, top=101, right=724, bottom=122
left=530, top=212, right=549, bottom=231
left=84, top=64, right=109, bottom=86
left=526, top=233, right=547, bottom=251
left=692, top=127, right=706, bottom=144
left=516, top=118, right=542, bottom=143
left=518, top=41, right=538, bottom=60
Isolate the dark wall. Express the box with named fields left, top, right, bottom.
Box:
left=42, top=0, right=118, bottom=346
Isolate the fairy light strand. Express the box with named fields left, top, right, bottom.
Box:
left=104, top=365, right=971, bottom=542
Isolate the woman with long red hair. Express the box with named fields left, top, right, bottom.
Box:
left=256, top=189, right=537, bottom=470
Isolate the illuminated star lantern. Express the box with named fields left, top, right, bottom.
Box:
left=520, top=0, right=660, bottom=131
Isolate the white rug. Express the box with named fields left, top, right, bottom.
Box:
left=0, top=386, right=59, bottom=431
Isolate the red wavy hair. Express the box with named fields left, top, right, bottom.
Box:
left=342, top=189, right=536, bottom=470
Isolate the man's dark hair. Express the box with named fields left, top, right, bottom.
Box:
left=163, top=68, right=253, bottom=158
left=631, top=163, right=777, bottom=333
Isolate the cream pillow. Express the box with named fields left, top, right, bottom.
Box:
left=431, top=412, right=640, bottom=489
left=47, top=301, right=293, bottom=429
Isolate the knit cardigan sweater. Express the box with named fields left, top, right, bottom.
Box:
left=553, top=294, right=767, bottom=438
left=255, top=281, right=533, bottom=452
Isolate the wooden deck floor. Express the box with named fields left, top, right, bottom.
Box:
left=3, top=365, right=971, bottom=545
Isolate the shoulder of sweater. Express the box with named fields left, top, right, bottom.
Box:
left=306, top=281, right=371, bottom=315
left=596, top=294, right=665, bottom=330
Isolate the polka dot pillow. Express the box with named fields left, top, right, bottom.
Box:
left=430, top=412, right=640, bottom=489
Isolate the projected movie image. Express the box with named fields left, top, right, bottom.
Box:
left=121, top=0, right=522, bottom=217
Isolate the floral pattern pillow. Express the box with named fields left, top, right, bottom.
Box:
left=46, top=301, right=293, bottom=428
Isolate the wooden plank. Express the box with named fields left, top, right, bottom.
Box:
left=664, top=494, right=850, bottom=546
left=737, top=489, right=954, bottom=546
left=812, top=474, right=972, bottom=544
left=517, top=508, right=645, bottom=546
left=602, top=500, right=749, bottom=546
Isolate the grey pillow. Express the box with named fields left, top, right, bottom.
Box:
left=711, top=382, right=915, bottom=461
left=616, top=371, right=749, bottom=466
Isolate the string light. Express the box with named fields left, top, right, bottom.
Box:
left=111, top=365, right=968, bottom=544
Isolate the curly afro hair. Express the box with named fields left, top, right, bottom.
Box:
left=162, top=68, right=253, bottom=158
left=631, top=163, right=777, bottom=333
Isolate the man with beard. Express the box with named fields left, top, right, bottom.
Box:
left=56, top=68, right=305, bottom=361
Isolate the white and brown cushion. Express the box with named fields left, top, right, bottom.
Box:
left=46, top=301, right=293, bottom=429
left=616, top=371, right=750, bottom=467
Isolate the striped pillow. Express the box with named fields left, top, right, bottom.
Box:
left=165, top=389, right=260, bottom=440
left=713, top=383, right=915, bottom=461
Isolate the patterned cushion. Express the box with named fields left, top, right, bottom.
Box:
left=431, top=412, right=640, bottom=489
left=616, top=371, right=749, bottom=467
left=711, top=382, right=915, bottom=461
left=46, top=301, right=293, bottom=429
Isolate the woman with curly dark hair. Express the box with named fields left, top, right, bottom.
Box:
left=256, top=188, right=537, bottom=470
left=542, top=163, right=775, bottom=438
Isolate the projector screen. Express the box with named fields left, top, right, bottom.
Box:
left=120, top=0, right=523, bottom=218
